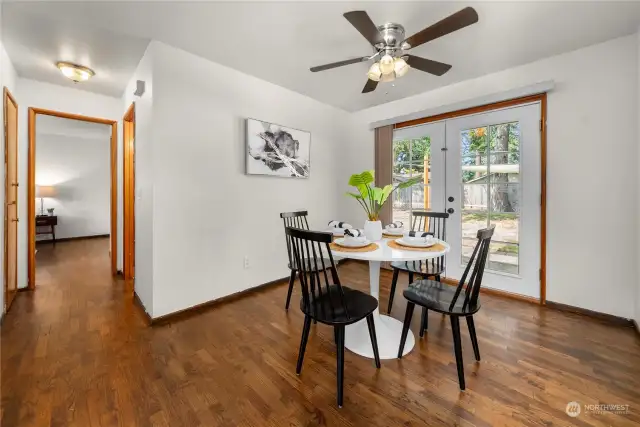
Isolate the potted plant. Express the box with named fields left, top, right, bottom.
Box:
left=346, top=170, right=423, bottom=241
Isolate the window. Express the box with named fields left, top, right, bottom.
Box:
left=460, top=122, right=520, bottom=274
left=392, top=136, right=431, bottom=228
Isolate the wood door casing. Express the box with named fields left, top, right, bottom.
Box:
left=4, top=88, right=18, bottom=312
left=28, top=108, right=118, bottom=288
left=123, top=104, right=135, bottom=280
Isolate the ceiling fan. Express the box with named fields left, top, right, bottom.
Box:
left=310, top=7, right=479, bottom=93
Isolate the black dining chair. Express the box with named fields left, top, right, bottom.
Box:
left=280, top=211, right=331, bottom=310
left=387, top=211, right=449, bottom=334
left=397, top=226, right=494, bottom=391
left=286, top=226, right=380, bottom=408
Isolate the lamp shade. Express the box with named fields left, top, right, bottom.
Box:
left=36, top=185, right=56, bottom=198
left=379, top=54, right=394, bottom=74
left=394, top=57, right=410, bottom=77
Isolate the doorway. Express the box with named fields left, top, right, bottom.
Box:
left=27, top=108, right=117, bottom=289
left=4, top=88, right=18, bottom=312
left=392, top=96, right=545, bottom=301
left=123, top=103, right=135, bottom=280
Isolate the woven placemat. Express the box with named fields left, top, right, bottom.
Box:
left=387, top=239, right=446, bottom=252
left=382, top=233, right=404, bottom=239
left=329, top=242, right=379, bottom=253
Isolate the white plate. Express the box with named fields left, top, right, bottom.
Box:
left=384, top=228, right=404, bottom=236
left=395, top=238, right=436, bottom=248
left=334, top=238, right=371, bottom=248
left=327, top=228, right=345, bottom=236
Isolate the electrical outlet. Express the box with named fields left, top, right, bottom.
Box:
left=243, top=256, right=250, bottom=269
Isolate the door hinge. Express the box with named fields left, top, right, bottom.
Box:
left=539, top=268, right=542, bottom=281
left=441, top=147, right=448, bottom=152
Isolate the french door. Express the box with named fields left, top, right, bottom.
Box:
left=445, top=103, right=541, bottom=298
left=391, top=102, right=542, bottom=298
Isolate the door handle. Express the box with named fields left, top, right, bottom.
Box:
left=448, top=196, right=455, bottom=202
left=11, top=182, right=18, bottom=187
left=447, top=208, right=454, bottom=214
left=11, top=218, right=19, bottom=222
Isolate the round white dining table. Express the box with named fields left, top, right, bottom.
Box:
left=330, top=237, right=450, bottom=360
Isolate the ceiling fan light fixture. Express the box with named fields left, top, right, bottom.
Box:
left=380, top=71, right=396, bottom=82
left=367, top=62, right=382, bottom=82
left=56, top=61, right=95, bottom=82
left=379, top=54, right=395, bottom=74
left=394, top=57, right=410, bottom=77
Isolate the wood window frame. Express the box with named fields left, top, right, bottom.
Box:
left=27, top=108, right=118, bottom=289
left=393, top=93, right=548, bottom=304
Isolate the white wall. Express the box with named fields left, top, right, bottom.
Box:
left=0, top=1, right=17, bottom=315
left=344, top=35, right=638, bottom=319
left=15, top=78, right=123, bottom=288
left=122, top=43, right=154, bottom=316
left=146, top=41, right=348, bottom=317
left=35, top=128, right=111, bottom=239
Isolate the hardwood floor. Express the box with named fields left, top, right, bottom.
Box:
left=2, top=238, right=640, bottom=426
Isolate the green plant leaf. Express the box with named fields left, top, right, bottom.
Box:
left=356, top=184, right=369, bottom=199
left=371, top=187, right=383, bottom=205
left=345, top=192, right=363, bottom=200
left=396, top=175, right=423, bottom=189
left=348, top=170, right=374, bottom=187
left=379, top=184, right=394, bottom=206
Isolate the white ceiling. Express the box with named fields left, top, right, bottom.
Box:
left=4, top=2, right=640, bottom=111
left=2, top=5, right=150, bottom=98
left=36, top=115, right=111, bottom=141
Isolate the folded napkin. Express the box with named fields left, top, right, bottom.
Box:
left=328, top=220, right=353, bottom=229
left=387, top=221, right=403, bottom=229
left=407, top=231, right=434, bottom=238
left=344, top=228, right=363, bottom=237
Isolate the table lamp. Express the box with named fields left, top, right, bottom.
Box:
left=35, top=185, right=56, bottom=216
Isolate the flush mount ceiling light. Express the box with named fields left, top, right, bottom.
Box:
left=56, top=61, right=95, bottom=82
left=309, top=7, right=479, bottom=93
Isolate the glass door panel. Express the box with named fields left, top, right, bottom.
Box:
left=392, top=122, right=445, bottom=229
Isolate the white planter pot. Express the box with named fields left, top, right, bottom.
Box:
left=364, top=220, right=383, bottom=242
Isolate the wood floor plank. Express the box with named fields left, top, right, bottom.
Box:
left=2, top=238, right=640, bottom=426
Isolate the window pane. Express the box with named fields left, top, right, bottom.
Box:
left=461, top=122, right=521, bottom=274
left=392, top=139, right=411, bottom=226
left=487, top=122, right=520, bottom=274
left=488, top=240, right=519, bottom=275
left=489, top=183, right=520, bottom=214
left=393, top=136, right=431, bottom=226
left=462, top=184, right=488, bottom=211
left=461, top=211, right=488, bottom=265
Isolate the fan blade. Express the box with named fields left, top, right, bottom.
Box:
left=362, top=79, right=378, bottom=93
left=404, top=7, right=478, bottom=49
left=310, top=57, right=368, bottom=72
left=344, top=11, right=384, bottom=46
left=406, top=55, right=452, bottom=76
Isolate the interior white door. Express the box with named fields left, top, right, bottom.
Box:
left=444, top=103, right=541, bottom=298
left=392, top=121, right=445, bottom=226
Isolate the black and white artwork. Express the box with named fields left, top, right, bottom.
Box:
left=246, top=118, right=310, bottom=178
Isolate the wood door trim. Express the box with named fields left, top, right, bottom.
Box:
left=123, top=103, right=135, bottom=280
left=4, top=87, right=18, bottom=311
left=393, top=92, right=548, bottom=304
left=28, top=108, right=118, bottom=289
